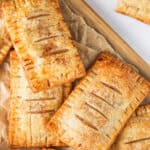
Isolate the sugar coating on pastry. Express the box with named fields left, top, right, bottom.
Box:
left=112, top=104, right=150, bottom=150
left=3, top=0, right=85, bottom=92
left=48, top=52, right=150, bottom=150
left=9, top=51, right=65, bottom=148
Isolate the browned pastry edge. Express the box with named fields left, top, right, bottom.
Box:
left=3, top=0, right=86, bottom=92
left=48, top=52, right=150, bottom=150
left=116, top=0, right=150, bottom=24
left=111, top=104, right=150, bottom=150
left=116, top=9, right=150, bottom=24
left=9, top=51, right=66, bottom=148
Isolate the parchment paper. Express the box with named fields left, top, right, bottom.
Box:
left=0, top=0, right=149, bottom=150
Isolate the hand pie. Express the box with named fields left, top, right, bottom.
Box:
left=0, top=1, right=12, bottom=64
left=48, top=52, right=150, bottom=150
left=3, top=0, right=85, bottom=92
left=112, top=104, right=150, bottom=150
left=116, top=0, right=150, bottom=24
left=9, top=51, right=66, bottom=148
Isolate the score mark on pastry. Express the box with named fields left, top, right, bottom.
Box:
left=3, top=0, right=86, bottom=92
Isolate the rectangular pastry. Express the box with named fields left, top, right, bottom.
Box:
left=0, top=1, right=12, bottom=64
left=9, top=51, right=66, bottom=148
left=116, top=0, right=150, bottom=24
left=3, top=0, right=85, bottom=92
left=112, top=104, right=150, bottom=150
left=48, top=52, right=150, bottom=150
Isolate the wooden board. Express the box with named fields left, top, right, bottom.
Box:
left=66, top=0, right=150, bottom=81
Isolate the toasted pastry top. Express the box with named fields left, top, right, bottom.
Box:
left=3, top=0, right=85, bottom=92
left=9, top=51, right=65, bottom=148
left=112, top=104, right=150, bottom=150
left=111, top=105, right=150, bottom=150
left=48, top=52, right=150, bottom=150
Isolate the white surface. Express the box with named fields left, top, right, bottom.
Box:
left=85, top=0, right=150, bottom=65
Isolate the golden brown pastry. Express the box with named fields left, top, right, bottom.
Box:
left=48, top=52, right=150, bottom=150
left=9, top=51, right=66, bottom=148
left=111, top=104, right=150, bottom=150
left=116, top=0, right=150, bottom=24
left=0, top=1, right=12, bottom=64
left=3, top=0, right=85, bottom=92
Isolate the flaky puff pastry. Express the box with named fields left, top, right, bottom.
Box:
left=48, top=52, right=150, bottom=150
left=3, top=0, right=85, bottom=92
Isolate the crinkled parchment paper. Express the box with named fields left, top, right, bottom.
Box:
left=0, top=0, right=149, bottom=150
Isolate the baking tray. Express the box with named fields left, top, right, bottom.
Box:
left=68, top=0, right=150, bottom=80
